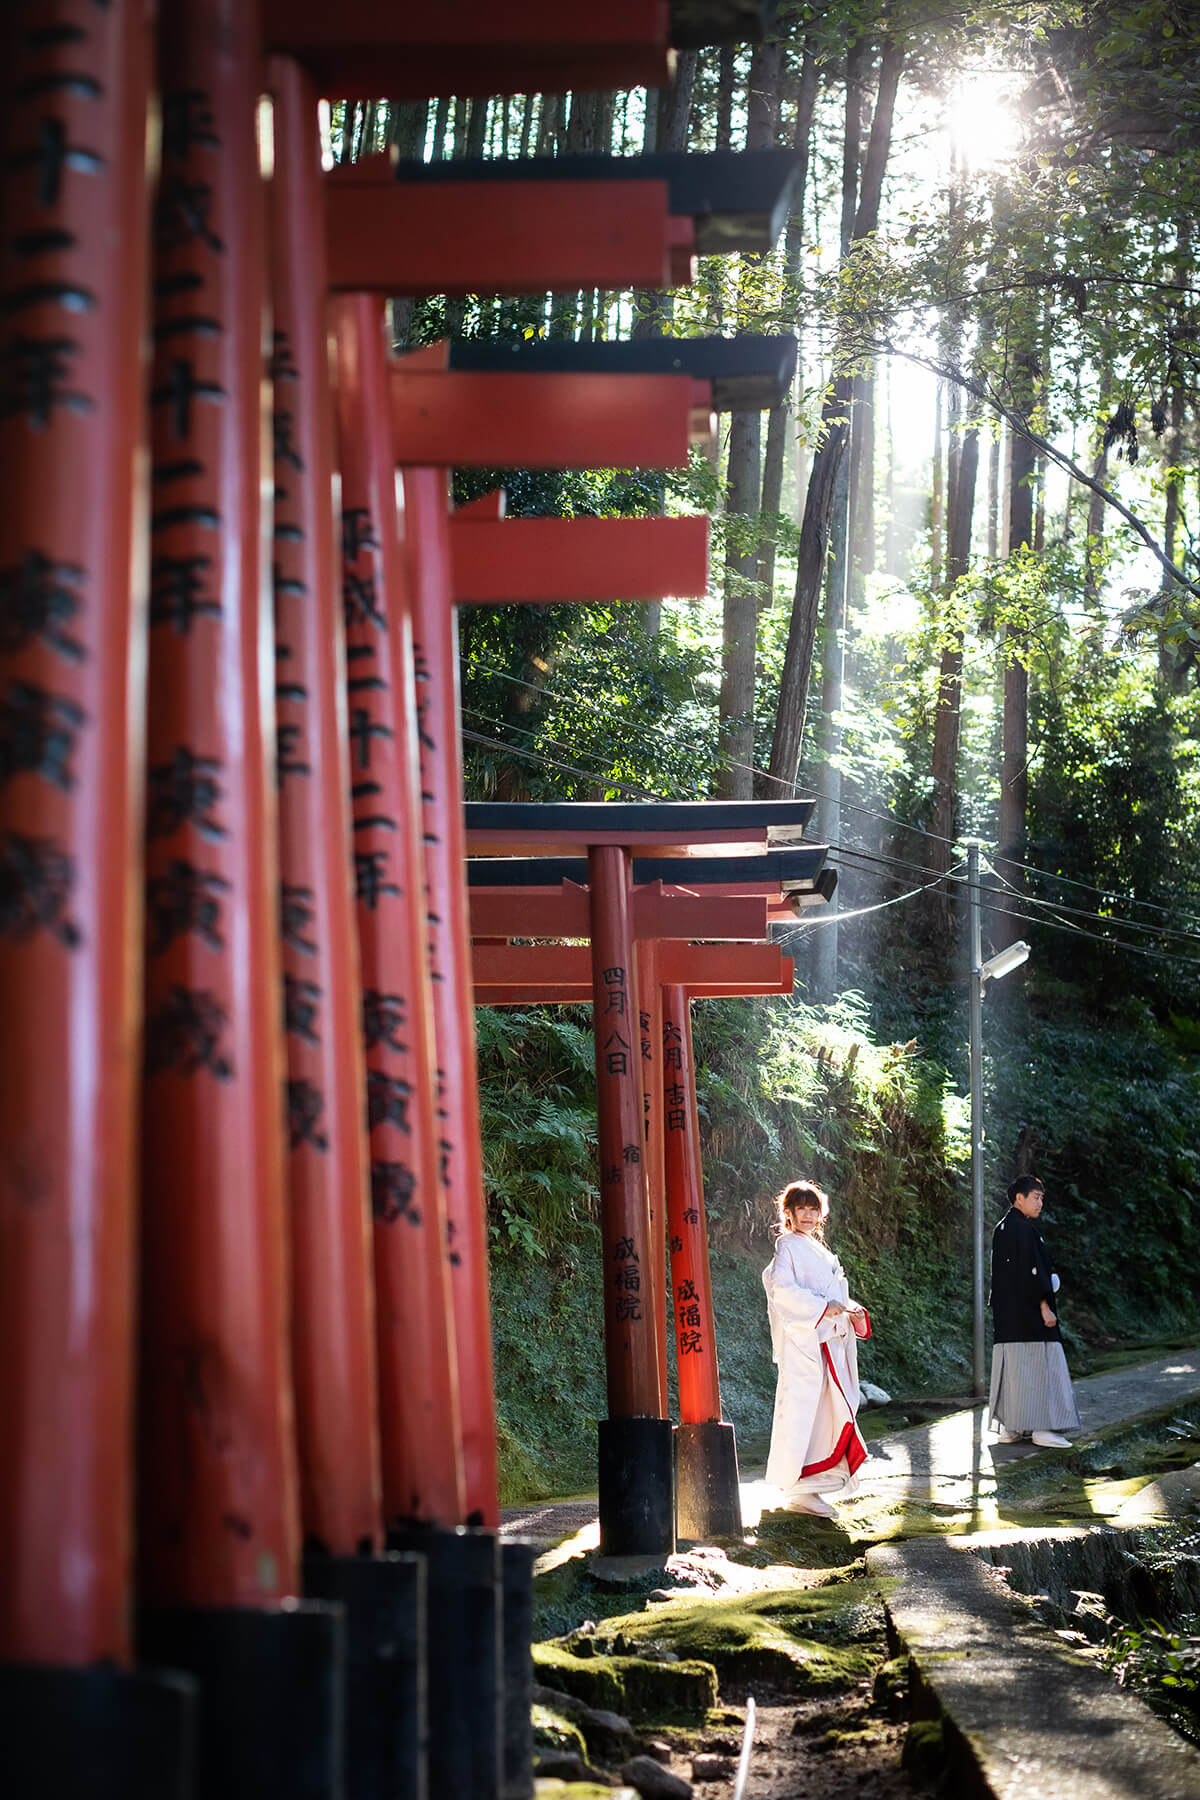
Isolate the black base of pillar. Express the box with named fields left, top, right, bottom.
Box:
left=388, top=1527, right=501, bottom=1800
left=140, top=1600, right=344, bottom=1800
left=597, top=1416, right=675, bottom=1557
left=0, top=1660, right=197, bottom=1800
left=675, top=1420, right=743, bottom=1541
left=303, top=1549, right=426, bottom=1800
left=500, top=1541, right=535, bottom=1800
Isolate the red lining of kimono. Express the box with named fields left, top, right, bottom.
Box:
left=799, top=1344, right=868, bottom=1478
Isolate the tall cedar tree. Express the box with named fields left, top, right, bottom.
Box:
left=767, top=33, right=905, bottom=792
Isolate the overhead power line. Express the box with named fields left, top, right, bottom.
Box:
left=465, top=671, right=1200, bottom=941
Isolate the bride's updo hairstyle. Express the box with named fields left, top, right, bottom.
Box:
left=775, top=1179, right=829, bottom=1243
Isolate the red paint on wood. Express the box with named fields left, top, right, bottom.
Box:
left=327, top=179, right=675, bottom=297
left=657, top=942, right=788, bottom=985
left=390, top=369, right=694, bottom=470
left=452, top=515, right=710, bottom=606
left=468, top=889, right=768, bottom=942
left=0, top=0, right=153, bottom=1667
left=138, top=0, right=301, bottom=1611
left=262, top=0, right=671, bottom=99
left=637, top=945, right=669, bottom=1420
left=332, top=296, right=465, bottom=1531
left=471, top=942, right=789, bottom=990
left=477, top=982, right=791, bottom=1004
left=589, top=848, right=660, bottom=1420
left=403, top=467, right=501, bottom=1528
left=268, top=57, right=381, bottom=1558
left=662, top=989, right=723, bottom=1424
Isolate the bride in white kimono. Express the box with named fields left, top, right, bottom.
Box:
left=762, top=1180, right=871, bottom=1517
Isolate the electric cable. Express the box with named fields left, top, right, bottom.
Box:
left=460, top=729, right=664, bottom=801
left=465, top=671, right=1200, bottom=937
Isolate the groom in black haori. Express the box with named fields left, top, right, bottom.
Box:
left=988, top=1175, right=1081, bottom=1448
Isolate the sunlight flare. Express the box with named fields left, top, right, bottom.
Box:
left=947, top=77, right=1022, bottom=171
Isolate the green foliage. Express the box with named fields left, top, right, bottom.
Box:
left=462, top=604, right=720, bottom=803
left=1074, top=1591, right=1200, bottom=1746
left=482, top=991, right=977, bottom=1499
left=979, top=1007, right=1200, bottom=1345
left=1027, top=660, right=1200, bottom=1014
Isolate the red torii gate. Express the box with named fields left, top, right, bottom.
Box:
left=465, top=807, right=833, bottom=1553
left=0, top=2, right=795, bottom=1795
left=307, top=122, right=792, bottom=1800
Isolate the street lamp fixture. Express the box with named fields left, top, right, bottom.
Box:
left=979, top=941, right=1030, bottom=985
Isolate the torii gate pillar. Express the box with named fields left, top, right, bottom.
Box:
left=662, top=987, right=742, bottom=1540
left=589, top=848, right=674, bottom=1557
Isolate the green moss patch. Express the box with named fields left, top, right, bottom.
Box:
left=587, top=1581, right=882, bottom=1694
left=901, top=1717, right=947, bottom=1780
left=532, top=1643, right=718, bottom=1722
left=532, top=1706, right=586, bottom=1758
left=533, top=1783, right=632, bottom=1800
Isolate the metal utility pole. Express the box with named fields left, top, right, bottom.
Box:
left=966, top=841, right=1030, bottom=1399
left=967, top=841, right=985, bottom=1397
left=813, top=424, right=852, bottom=1000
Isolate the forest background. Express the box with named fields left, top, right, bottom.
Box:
left=338, top=0, right=1200, bottom=1500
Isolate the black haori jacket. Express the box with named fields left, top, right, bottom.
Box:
left=989, top=1207, right=1063, bottom=1344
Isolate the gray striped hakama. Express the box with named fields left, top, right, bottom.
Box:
left=989, top=1341, right=1081, bottom=1435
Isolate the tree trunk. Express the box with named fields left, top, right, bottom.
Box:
left=430, top=95, right=450, bottom=160
left=1084, top=433, right=1109, bottom=602
left=451, top=97, right=469, bottom=158
left=631, top=52, right=698, bottom=340
left=718, top=411, right=764, bottom=797
left=996, top=352, right=1037, bottom=950
left=387, top=100, right=428, bottom=160
left=767, top=32, right=904, bottom=792
left=986, top=430, right=1000, bottom=559
left=466, top=97, right=489, bottom=157
left=930, top=415, right=979, bottom=892
left=930, top=380, right=945, bottom=588
left=518, top=92, right=535, bottom=158
left=812, top=435, right=851, bottom=997
left=759, top=43, right=818, bottom=604
left=809, top=35, right=865, bottom=986
left=566, top=90, right=599, bottom=153
left=1160, top=383, right=1191, bottom=690
left=536, top=92, right=561, bottom=156
left=715, top=40, right=783, bottom=779
left=850, top=370, right=875, bottom=582
left=883, top=358, right=899, bottom=574
left=715, top=46, right=737, bottom=150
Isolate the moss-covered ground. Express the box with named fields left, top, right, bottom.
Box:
left=531, top=1549, right=937, bottom=1799
left=526, top=1398, right=1200, bottom=1799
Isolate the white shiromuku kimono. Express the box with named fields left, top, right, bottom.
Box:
left=762, top=1231, right=870, bottom=1500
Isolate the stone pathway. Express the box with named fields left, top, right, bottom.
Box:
left=502, top=1348, right=1200, bottom=1555
left=872, top=1533, right=1200, bottom=1800
left=838, top=1346, right=1200, bottom=1532
left=513, top=1351, right=1200, bottom=1800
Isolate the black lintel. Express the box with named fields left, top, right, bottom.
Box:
left=670, top=0, right=778, bottom=46
left=806, top=867, right=839, bottom=904
left=448, top=335, right=797, bottom=414
left=393, top=152, right=802, bottom=257
left=464, top=799, right=814, bottom=838
left=467, top=847, right=829, bottom=889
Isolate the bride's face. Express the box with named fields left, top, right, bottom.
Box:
left=787, top=1204, right=822, bottom=1236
